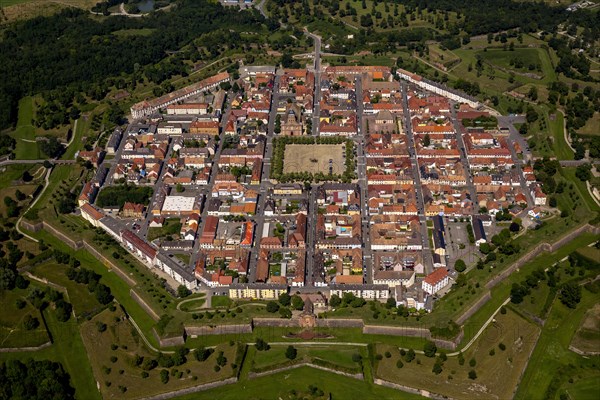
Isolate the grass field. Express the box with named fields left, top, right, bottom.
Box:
left=283, top=144, right=345, bottom=174
left=516, top=289, right=600, bottom=400
left=577, top=111, right=600, bottom=136
left=251, top=344, right=363, bottom=372
left=564, top=376, right=600, bottom=400
left=9, top=97, right=40, bottom=160
left=477, top=48, right=543, bottom=74
left=0, top=308, right=101, bottom=400
left=375, top=309, right=539, bottom=400
left=174, top=365, right=425, bottom=400
left=570, top=303, right=600, bottom=354
left=81, top=308, right=239, bottom=399
left=0, top=286, right=49, bottom=348
left=32, top=262, right=104, bottom=318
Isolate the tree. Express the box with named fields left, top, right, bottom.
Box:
left=468, top=370, right=477, bottom=380
left=291, top=295, right=304, bottom=310
left=404, top=349, right=415, bottom=362
left=160, top=369, right=169, bottom=384
left=216, top=351, right=227, bottom=367
left=454, top=259, right=466, bottom=272
left=432, top=362, right=443, bottom=374
left=509, top=222, right=521, bottom=233
left=285, top=345, right=297, bottom=360
left=23, top=314, right=40, bottom=330
left=385, top=297, right=396, bottom=309
left=266, top=301, right=280, bottom=313
left=195, top=347, right=214, bottom=362
left=559, top=282, right=581, bottom=309
left=422, top=133, right=431, bottom=147
left=177, top=285, right=191, bottom=298
left=278, top=293, right=291, bottom=307
left=255, top=338, right=270, bottom=351
left=423, top=341, right=437, bottom=358
left=575, top=164, right=592, bottom=182
left=279, top=307, right=292, bottom=319
left=329, top=294, right=341, bottom=307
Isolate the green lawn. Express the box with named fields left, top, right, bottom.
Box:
left=565, top=376, right=600, bottom=400
left=147, top=218, right=182, bottom=242
left=173, top=365, right=425, bottom=400
left=211, top=295, right=233, bottom=308
left=516, top=289, right=600, bottom=400
left=477, top=48, right=543, bottom=74
left=9, top=96, right=41, bottom=160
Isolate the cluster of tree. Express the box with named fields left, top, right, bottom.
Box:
left=533, top=157, right=561, bottom=196
left=66, top=266, right=114, bottom=305
left=38, top=137, right=65, bottom=159
left=548, top=37, right=591, bottom=79
left=510, top=267, right=552, bottom=304
left=266, top=293, right=304, bottom=318
left=0, top=1, right=268, bottom=130
left=26, top=286, right=73, bottom=322
left=96, top=185, right=153, bottom=208
left=0, top=135, right=16, bottom=157
left=329, top=292, right=366, bottom=308
left=0, top=359, right=74, bottom=400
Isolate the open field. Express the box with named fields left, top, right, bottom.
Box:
left=174, top=365, right=425, bottom=400
left=564, top=376, right=600, bottom=400
left=81, top=308, right=239, bottom=399
left=570, top=303, right=600, bottom=353
left=375, top=309, right=539, bottom=400
left=283, top=144, right=345, bottom=174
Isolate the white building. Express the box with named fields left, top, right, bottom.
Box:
left=422, top=268, right=449, bottom=295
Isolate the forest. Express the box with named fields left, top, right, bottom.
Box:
left=0, top=0, right=273, bottom=130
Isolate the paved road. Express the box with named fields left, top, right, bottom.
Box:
left=353, top=75, right=374, bottom=284
left=449, top=104, right=478, bottom=208
left=305, top=30, right=322, bottom=136
left=400, top=82, right=433, bottom=274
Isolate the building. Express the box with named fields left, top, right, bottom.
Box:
left=422, top=268, right=449, bottom=295
left=166, top=103, right=209, bottom=115
left=373, top=270, right=415, bottom=288
left=228, top=283, right=288, bottom=300
left=329, top=284, right=389, bottom=301
left=153, top=251, right=197, bottom=290
left=471, top=215, right=488, bottom=247
left=130, top=72, right=229, bottom=119
left=80, top=203, right=105, bottom=228
left=161, top=194, right=202, bottom=216
left=121, top=230, right=157, bottom=265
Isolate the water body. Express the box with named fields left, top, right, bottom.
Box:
left=137, top=0, right=155, bottom=12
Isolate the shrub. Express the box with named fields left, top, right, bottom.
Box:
left=469, top=358, right=476, bottom=367
left=396, top=360, right=404, bottom=368
left=352, top=353, right=362, bottom=363
left=96, top=322, right=107, bottom=333
left=110, top=356, right=118, bottom=363
left=499, top=343, right=506, bottom=351
left=489, top=349, right=495, bottom=356
left=285, top=345, right=297, bottom=360
left=160, top=369, right=169, bottom=384
left=384, top=351, right=392, bottom=359
left=23, top=315, right=39, bottom=330
left=195, top=347, right=214, bottom=362
left=468, top=370, right=477, bottom=380
left=423, top=341, right=437, bottom=357
left=432, top=362, right=443, bottom=375
left=141, top=371, right=149, bottom=379
left=213, top=365, right=221, bottom=372
left=404, top=349, right=415, bottom=363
